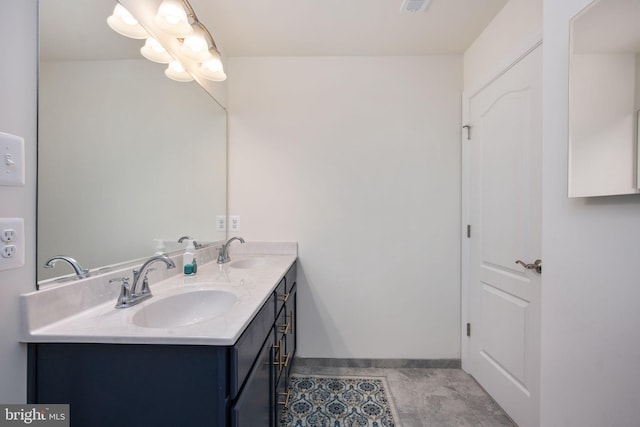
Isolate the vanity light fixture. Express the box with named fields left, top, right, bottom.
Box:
left=106, top=4, right=148, bottom=39
left=140, top=37, right=173, bottom=63
left=181, top=24, right=210, bottom=61
left=200, top=50, right=226, bottom=82
left=107, top=0, right=227, bottom=83
left=155, top=0, right=193, bottom=38
left=165, top=61, right=194, bottom=82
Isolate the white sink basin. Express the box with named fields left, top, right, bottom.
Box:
left=229, top=258, right=267, bottom=269
left=132, top=290, right=237, bottom=328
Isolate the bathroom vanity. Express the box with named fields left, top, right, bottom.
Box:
left=22, top=245, right=297, bottom=427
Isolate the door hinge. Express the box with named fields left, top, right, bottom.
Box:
left=466, top=323, right=471, bottom=337
left=462, top=124, right=471, bottom=140
left=466, top=224, right=471, bottom=238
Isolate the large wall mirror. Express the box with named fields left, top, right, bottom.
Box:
left=569, top=0, right=640, bottom=197
left=37, top=0, right=227, bottom=287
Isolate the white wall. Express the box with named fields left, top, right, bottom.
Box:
left=228, top=56, right=462, bottom=359
left=542, top=0, right=640, bottom=425
left=464, top=0, right=542, bottom=91
left=0, top=0, right=37, bottom=403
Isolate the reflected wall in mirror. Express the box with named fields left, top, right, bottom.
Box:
left=569, top=0, right=640, bottom=197
left=38, top=0, right=227, bottom=285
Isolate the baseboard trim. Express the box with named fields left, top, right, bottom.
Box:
left=293, top=357, right=461, bottom=369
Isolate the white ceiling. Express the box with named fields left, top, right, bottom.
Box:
left=192, top=0, right=509, bottom=56
left=40, top=0, right=508, bottom=60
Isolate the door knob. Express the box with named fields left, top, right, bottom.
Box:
left=515, top=259, right=542, bottom=274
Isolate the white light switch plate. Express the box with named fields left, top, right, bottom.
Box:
left=0, top=132, right=26, bottom=186
left=0, top=218, right=25, bottom=270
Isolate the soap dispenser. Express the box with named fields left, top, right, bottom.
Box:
left=183, top=240, right=196, bottom=276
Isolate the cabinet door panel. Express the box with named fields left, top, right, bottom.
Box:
left=274, top=369, right=289, bottom=425
left=231, top=329, right=275, bottom=427
left=284, top=284, right=297, bottom=379
left=231, top=293, right=275, bottom=397
left=31, top=344, right=226, bottom=427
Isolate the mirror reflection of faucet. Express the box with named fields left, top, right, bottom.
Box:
left=178, top=236, right=202, bottom=249
left=43, top=256, right=89, bottom=279
left=218, top=237, right=245, bottom=264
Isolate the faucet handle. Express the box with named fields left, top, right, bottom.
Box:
left=109, top=276, right=129, bottom=286
left=139, top=268, right=156, bottom=296
left=110, top=277, right=131, bottom=308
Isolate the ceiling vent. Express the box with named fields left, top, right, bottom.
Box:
left=400, top=0, right=432, bottom=13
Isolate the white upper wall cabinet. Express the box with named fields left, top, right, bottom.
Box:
left=568, top=0, right=640, bottom=197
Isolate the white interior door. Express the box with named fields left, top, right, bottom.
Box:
left=466, top=46, right=542, bottom=427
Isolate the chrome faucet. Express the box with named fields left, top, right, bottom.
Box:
left=218, top=237, right=245, bottom=264
left=44, top=256, right=89, bottom=278
left=112, top=255, right=175, bottom=309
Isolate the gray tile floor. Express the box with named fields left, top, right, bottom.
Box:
left=291, top=365, right=516, bottom=427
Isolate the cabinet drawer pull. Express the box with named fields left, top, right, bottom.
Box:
left=277, top=322, right=292, bottom=334
left=289, top=309, right=294, bottom=335
left=267, top=341, right=281, bottom=366
left=272, top=341, right=281, bottom=357
left=272, top=338, right=286, bottom=372
left=278, top=389, right=292, bottom=408
left=277, top=293, right=290, bottom=303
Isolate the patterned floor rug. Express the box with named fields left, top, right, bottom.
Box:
left=280, top=375, right=400, bottom=427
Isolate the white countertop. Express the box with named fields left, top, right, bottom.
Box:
left=20, top=242, right=297, bottom=346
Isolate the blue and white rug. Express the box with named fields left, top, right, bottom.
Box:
left=281, top=375, right=400, bottom=427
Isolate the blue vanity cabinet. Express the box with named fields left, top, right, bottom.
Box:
left=27, top=261, right=298, bottom=427
left=231, top=329, right=275, bottom=427
left=28, top=343, right=229, bottom=426
left=284, top=283, right=297, bottom=380
left=273, top=265, right=297, bottom=423
left=231, top=293, right=276, bottom=397
left=281, top=261, right=298, bottom=381
left=233, top=261, right=297, bottom=427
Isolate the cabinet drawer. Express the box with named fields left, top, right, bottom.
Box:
left=285, top=262, right=297, bottom=293
left=231, top=293, right=275, bottom=398
left=283, top=284, right=297, bottom=379
left=274, top=278, right=286, bottom=317
left=273, top=368, right=290, bottom=426
left=275, top=307, right=287, bottom=346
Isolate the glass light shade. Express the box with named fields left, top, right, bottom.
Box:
left=154, top=0, right=193, bottom=38
left=181, top=26, right=211, bottom=61
left=203, top=50, right=223, bottom=70
left=165, top=61, right=193, bottom=82
left=200, top=57, right=226, bottom=82
left=140, top=38, right=173, bottom=64
left=107, top=4, right=148, bottom=39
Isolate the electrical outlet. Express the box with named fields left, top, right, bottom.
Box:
left=230, top=216, right=240, bottom=232
left=0, top=218, right=24, bottom=270
left=1, top=245, right=15, bottom=258
left=216, top=215, right=226, bottom=231
left=1, top=228, right=16, bottom=243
